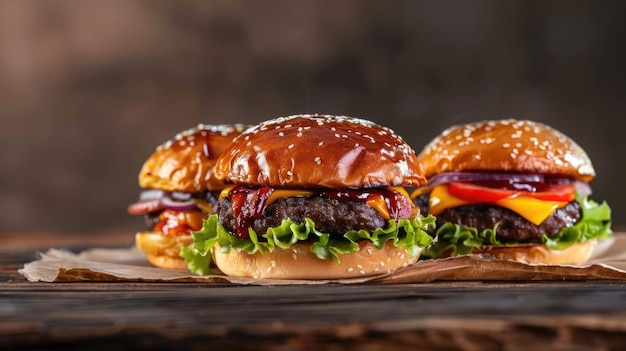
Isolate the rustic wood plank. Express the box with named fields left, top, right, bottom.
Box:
left=3, top=232, right=626, bottom=350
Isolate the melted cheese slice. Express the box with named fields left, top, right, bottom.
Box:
left=219, top=185, right=316, bottom=206
left=219, top=186, right=410, bottom=220
left=429, top=184, right=569, bottom=225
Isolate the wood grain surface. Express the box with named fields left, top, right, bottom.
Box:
left=2, top=232, right=626, bottom=350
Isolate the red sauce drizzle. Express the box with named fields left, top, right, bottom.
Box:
left=229, top=185, right=275, bottom=239
left=227, top=186, right=411, bottom=239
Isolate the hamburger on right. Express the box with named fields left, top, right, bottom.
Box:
left=413, top=119, right=612, bottom=264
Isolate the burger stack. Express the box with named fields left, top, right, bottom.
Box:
left=129, top=115, right=613, bottom=279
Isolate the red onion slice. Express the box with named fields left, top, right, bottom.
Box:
left=414, top=172, right=590, bottom=197
left=139, top=189, right=166, bottom=201
left=128, top=199, right=165, bottom=215
left=427, top=172, right=545, bottom=187
left=573, top=180, right=592, bottom=196
left=160, top=197, right=198, bottom=211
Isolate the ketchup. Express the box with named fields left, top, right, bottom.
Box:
left=154, top=209, right=208, bottom=236
left=228, top=186, right=274, bottom=239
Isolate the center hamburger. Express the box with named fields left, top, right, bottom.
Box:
left=181, top=114, right=435, bottom=279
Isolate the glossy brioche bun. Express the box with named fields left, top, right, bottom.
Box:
left=214, top=114, right=427, bottom=189
left=139, top=124, right=249, bottom=192
left=135, top=232, right=193, bottom=270
left=212, top=241, right=419, bottom=279
left=474, top=239, right=596, bottom=265
left=419, top=119, right=595, bottom=182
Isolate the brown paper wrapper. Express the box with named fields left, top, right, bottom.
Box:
left=19, top=234, right=626, bottom=284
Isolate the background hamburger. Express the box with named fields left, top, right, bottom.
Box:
left=413, top=119, right=612, bottom=264
left=182, top=114, right=435, bottom=279
left=127, top=123, right=249, bottom=269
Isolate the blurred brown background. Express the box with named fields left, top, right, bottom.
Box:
left=1, top=0, right=625, bottom=235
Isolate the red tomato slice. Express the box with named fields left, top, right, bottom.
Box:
left=448, top=182, right=514, bottom=202
left=447, top=182, right=575, bottom=203
left=525, top=183, right=575, bottom=202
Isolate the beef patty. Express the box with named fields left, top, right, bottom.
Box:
left=217, top=196, right=387, bottom=236
left=415, top=195, right=581, bottom=242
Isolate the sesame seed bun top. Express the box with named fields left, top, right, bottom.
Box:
left=213, top=114, right=427, bottom=189
left=139, top=124, right=250, bottom=192
left=418, top=119, right=595, bottom=182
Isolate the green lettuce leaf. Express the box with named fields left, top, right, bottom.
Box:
left=422, top=194, right=612, bottom=258
left=180, top=213, right=436, bottom=275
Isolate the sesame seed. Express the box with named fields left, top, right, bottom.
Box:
left=278, top=132, right=284, bottom=137
left=347, top=267, right=354, bottom=272
left=314, top=157, right=321, bottom=165
left=503, top=143, right=510, bottom=148
left=318, top=141, right=324, bottom=146
left=360, top=270, right=366, bottom=275
left=474, top=154, right=482, bottom=160
left=357, top=264, right=363, bottom=269
left=288, top=144, right=295, bottom=149
left=380, top=262, right=385, bottom=267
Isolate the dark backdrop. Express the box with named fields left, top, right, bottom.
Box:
left=1, top=0, right=625, bottom=234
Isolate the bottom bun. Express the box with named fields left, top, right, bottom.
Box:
left=135, top=232, right=193, bottom=270
left=212, top=240, right=419, bottom=279
left=474, top=239, right=596, bottom=265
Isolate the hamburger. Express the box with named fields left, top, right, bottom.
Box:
left=127, top=123, right=249, bottom=269
left=181, top=114, right=435, bottom=279
left=413, top=119, right=612, bottom=264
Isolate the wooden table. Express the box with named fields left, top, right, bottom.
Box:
left=2, top=232, right=626, bottom=350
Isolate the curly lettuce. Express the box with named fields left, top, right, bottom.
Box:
left=422, top=194, right=612, bottom=258
left=181, top=213, right=436, bottom=275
